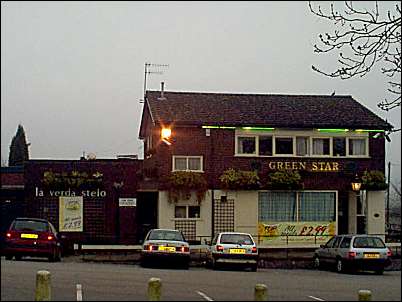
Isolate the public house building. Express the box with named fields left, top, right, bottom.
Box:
left=139, top=89, right=393, bottom=246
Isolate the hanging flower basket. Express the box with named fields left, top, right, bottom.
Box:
left=266, top=170, right=303, bottom=190
left=219, top=168, right=260, bottom=190
left=361, top=170, right=388, bottom=191
left=166, top=171, right=208, bottom=204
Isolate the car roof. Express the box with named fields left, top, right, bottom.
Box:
left=13, top=217, right=50, bottom=223
left=149, top=228, right=181, bottom=232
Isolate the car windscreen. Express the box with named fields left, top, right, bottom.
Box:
left=148, top=230, right=185, bottom=241
left=12, top=220, right=49, bottom=232
left=220, top=234, right=253, bottom=245
left=353, top=237, right=386, bottom=248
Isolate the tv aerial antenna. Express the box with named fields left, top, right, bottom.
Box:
left=140, top=62, right=169, bottom=103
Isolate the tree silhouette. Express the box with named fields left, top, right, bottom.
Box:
left=8, top=124, right=30, bottom=166
left=309, top=1, right=401, bottom=111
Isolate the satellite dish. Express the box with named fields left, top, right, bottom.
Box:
left=87, top=153, right=96, bottom=160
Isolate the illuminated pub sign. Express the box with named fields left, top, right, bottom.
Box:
left=268, top=161, right=340, bottom=172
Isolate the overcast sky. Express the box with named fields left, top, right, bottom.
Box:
left=1, top=1, right=401, bottom=183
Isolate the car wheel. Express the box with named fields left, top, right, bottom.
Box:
left=5, top=255, right=13, bottom=260
left=336, top=258, right=344, bottom=273
left=374, top=269, right=384, bottom=275
left=15, top=255, right=22, bottom=261
left=212, top=258, right=219, bottom=270
left=313, top=255, right=321, bottom=269
left=250, top=264, right=258, bottom=272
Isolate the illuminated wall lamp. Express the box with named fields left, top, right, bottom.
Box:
left=161, top=128, right=172, bottom=145
left=351, top=175, right=362, bottom=192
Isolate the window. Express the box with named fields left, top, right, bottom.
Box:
left=349, top=138, right=366, bottom=156
left=340, top=237, right=351, bottom=248
left=259, top=192, right=297, bottom=221
left=259, top=136, right=273, bottom=156
left=312, top=138, right=330, bottom=155
left=237, top=136, right=256, bottom=155
left=173, top=156, right=203, bottom=172
left=333, top=138, right=346, bottom=156
left=275, top=137, right=293, bottom=155
left=299, top=192, right=336, bottom=221
left=259, top=191, right=336, bottom=222
left=296, top=137, right=309, bottom=156
left=174, top=205, right=200, bottom=219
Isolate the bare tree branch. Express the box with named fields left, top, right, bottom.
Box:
left=309, top=1, right=401, bottom=111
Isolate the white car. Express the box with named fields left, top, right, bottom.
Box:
left=140, top=229, right=190, bottom=269
left=206, top=232, right=259, bottom=271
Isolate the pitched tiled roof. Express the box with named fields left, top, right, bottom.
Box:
left=145, top=91, right=392, bottom=130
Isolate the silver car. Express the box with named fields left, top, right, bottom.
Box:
left=206, top=232, right=259, bottom=271
left=313, top=234, right=392, bottom=274
left=140, top=229, right=190, bottom=269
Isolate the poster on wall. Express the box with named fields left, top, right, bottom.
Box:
left=59, top=196, right=83, bottom=232
left=258, top=221, right=336, bottom=246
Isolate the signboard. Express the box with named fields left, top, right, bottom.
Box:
left=258, top=221, right=336, bottom=245
left=59, top=196, right=83, bottom=232
left=119, top=198, right=137, bottom=207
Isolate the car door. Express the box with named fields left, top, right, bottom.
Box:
left=328, top=235, right=343, bottom=265
left=319, top=236, right=336, bottom=265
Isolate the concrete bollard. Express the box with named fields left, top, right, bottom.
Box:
left=358, top=290, right=372, bottom=301
left=254, top=283, right=267, bottom=301
left=35, top=270, right=51, bottom=301
left=148, top=277, right=162, bottom=301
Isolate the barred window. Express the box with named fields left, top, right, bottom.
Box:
left=259, top=192, right=296, bottom=221
left=299, top=192, right=335, bottom=221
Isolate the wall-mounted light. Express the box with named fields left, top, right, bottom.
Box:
left=161, top=128, right=172, bottom=145
left=351, top=175, right=362, bottom=192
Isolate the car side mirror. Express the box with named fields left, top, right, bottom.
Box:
left=204, top=239, right=211, bottom=245
left=139, top=239, right=143, bottom=245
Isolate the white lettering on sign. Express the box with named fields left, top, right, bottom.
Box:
left=119, top=198, right=137, bottom=207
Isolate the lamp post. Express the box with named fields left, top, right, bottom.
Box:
left=113, top=181, right=124, bottom=244
left=351, top=174, right=363, bottom=234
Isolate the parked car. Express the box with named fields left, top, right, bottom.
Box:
left=206, top=232, right=258, bottom=271
left=3, top=217, right=62, bottom=262
left=140, top=228, right=190, bottom=269
left=313, top=234, right=392, bottom=274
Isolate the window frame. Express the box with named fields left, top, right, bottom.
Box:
left=172, top=155, right=204, bottom=172
left=173, top=205, right=201, bottom=220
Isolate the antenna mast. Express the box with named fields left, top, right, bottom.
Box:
left=141, top=62, right=169, bottom=103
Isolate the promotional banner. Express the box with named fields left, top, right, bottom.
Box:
left=59, top=196, right=83, bottom=232
left=258, top=221, right=336, bottom=245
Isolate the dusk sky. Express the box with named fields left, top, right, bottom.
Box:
left=1, top=1, right=400, bottom=184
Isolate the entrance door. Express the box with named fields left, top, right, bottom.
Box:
left=136, top=192, right=158, bottom=243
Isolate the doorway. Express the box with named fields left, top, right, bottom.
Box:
left=136, top=192, right=158, bottom=243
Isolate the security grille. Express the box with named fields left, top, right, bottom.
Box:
left=214, top=198, right=234, bottom=234
left=175, top=220, right=196, bottom=241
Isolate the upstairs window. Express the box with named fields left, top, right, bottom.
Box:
left=259, top=136, right=273, bottom=156
left=296, top=137, right=309, bottom=156
left=173, top=156, right=203, bottom=172
left=348, top=138, right=367, bottom=156
left=237, top=136, right=256, bottom=155
left=312, top=138, right=330, bottom=156
left=333, top=137, right=346, bottom=157
left=275, top=137, right=293, bottom=155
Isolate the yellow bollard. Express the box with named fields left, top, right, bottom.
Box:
left=148, top=277, right=162, bottom=301
left=358, top=290, right=372, bottom=301
left=35, top=270, right=51, bottom=301
left=254, top=283, right=267, bottom=301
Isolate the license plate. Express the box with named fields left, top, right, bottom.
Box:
left=229, top=248, right=246, bottom=254
left=364, top=253, right=380, bottom=259
left=21, top=233, right=38, bottom=239
left=158, top=246, right=176, bottom=252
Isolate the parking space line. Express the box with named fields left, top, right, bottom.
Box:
left=308, top=295, right=325, bottom=301
left=196, top=290, right=214, bottom=301
left=76, top=284, right=82, bottom=301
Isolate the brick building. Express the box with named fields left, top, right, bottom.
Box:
left=139, top=89, right=393, bottom=246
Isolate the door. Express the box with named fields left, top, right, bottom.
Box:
left=136, top=192, right=158, bottom=243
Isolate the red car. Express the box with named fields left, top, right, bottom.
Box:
left=3, top=217, right=62, bottom=262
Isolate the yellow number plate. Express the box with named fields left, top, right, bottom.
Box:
left=364, top=253, right=380, bottom=259
left=229, top=248, right=246, bottom=254
left=158, top=246, right=176, bottom=252
left=21, top=233, right=38, bottom=239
